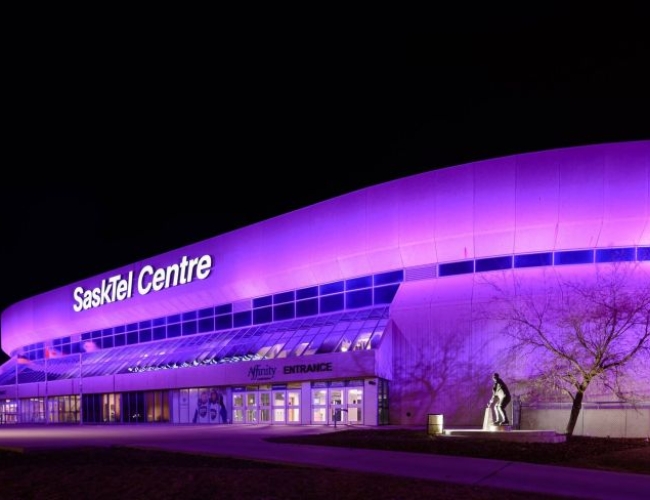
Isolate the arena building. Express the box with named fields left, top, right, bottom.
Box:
left=1, top=141, right=649, bottom=436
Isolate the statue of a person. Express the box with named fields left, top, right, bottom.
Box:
left=488, top=372, right=511, bottom=425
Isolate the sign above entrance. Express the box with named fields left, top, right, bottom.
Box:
left=246, top=362, right=335, bottom=382
left=72, top=254, right=213, bottom=312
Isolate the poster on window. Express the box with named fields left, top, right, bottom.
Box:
left=192, top=388, right=229, bottom=424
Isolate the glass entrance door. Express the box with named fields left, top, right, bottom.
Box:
left=272, top=391, right=286, bottom=423
left=259, top=391, right=272, bottom=423
left=287, top=390, right=300, bottom=423
left=232, top=386, right=302, bottom=424
left=232, top=392, right=245, bottom=423
left=311, top=385, right=364, bottom=425
left=330, top=388, right=344, bottom=424
left=346, top=387, right=362, bottom=424
left=245, top=391, right=258, bottom=423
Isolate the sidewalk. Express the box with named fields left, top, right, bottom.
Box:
left=1, top=424, right=648, bottom=500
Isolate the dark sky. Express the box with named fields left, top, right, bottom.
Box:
left=2, top=8, right=649, bottom=358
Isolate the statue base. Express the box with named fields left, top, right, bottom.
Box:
left=482, top=408, right=512, bottom=431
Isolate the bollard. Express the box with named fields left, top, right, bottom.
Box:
left=427, top=413, right=444, bottom=435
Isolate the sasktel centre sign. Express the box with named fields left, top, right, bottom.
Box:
left=73, top=254, right=213, bottom=312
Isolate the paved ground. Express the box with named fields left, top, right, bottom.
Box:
left=1, top=424, right=648, bottom=500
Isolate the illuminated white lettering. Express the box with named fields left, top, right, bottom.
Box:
left=73, top=287, right=84, bottom=312
left=73, top=254, right=213, bottom=312
left=138, top=265, right=154, bottom=295
left=72, top=272, right=134, bottom=312
left=137, top=255, right=213, bottom=297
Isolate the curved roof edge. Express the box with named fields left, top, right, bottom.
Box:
left=2, top=140, right=649, bottom=352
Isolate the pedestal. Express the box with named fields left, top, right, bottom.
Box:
left=483, top=407, right=511, bottom=431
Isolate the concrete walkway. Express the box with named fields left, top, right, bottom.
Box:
left=1, top=424, right=648, bottom=500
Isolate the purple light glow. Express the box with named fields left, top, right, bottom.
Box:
left=2, top=141, right=648, bottom=355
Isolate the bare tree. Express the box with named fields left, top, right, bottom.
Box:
left=481, top=262, right=650, bottom=437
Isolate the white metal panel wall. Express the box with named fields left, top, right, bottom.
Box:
left=306, top=192, right=369, bottom=283
left=433, top=165, right=475, bottom=263
left=555, top=149, right=605, bottom=250
left=395, top=171, right=437, bottom=267
left=513, top=152, right=560, bottom=253
left=599, top=143, right=649, bottom=246
left=473, top=157, right=517, bottom=258
left=389, top=262, right=650, bottom=427
left=364, top=178, right=403, bottom=273
left=3, top=142, right=648, bottom=354
left=389, top=276, right=490, bottom=427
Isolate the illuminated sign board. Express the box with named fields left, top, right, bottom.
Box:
left=283, top=362, right=333, bottom=375
left=248, top=364, right=276, bottom=381
left=247, top=362, right=334, bottom=381
left=73, top=254, right=213, bottom=312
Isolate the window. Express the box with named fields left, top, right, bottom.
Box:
left=320, top=281, right=344, bottom=295
left=374, top=284, right=399, bottom=304
left=476, top=256, right=513, bottom=272
left=253, top=295, right=272, bottom=308
left=515, top=252, right=552, bottom=268
left=253, top=307, right=272, bottom=325
left=374, top=270, right=404, bottom=285
left=596, top=248, right=635, bottom=262
left=273, top=291, right=295, bottom=304
left=346, top=276, right=372, bottom=290
left=274, top=303, right=295, bottom=321
left=234, top=311, right=252, bottom=328
left=554, top=250, right=593, bottom=265
left=346, top=289, right=372, bottom=309
left=296, top=299, right=318, bottom=317
left=439, top=260, right=474, bottom=276
left=320, top=294, right=344, bottom=313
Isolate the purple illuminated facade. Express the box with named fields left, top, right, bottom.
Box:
left=1, top=141, right=649, bottom=435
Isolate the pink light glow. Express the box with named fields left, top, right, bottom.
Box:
left=2, top=141, right=648, bottom=354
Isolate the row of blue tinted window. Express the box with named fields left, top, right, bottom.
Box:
left=440, top=246, right=650, bottom=277
left=19, top=271, right=404, bottom=360
left=252, top=270, right=403, bottom=307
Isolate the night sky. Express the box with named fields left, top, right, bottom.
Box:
left=2, top=8, right=649, bottom=359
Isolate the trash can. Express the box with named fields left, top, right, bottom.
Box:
left=427, top=413, right=444, bottom=435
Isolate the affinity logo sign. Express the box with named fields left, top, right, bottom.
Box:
left=73, top=254, right=213, bottom=312
left=248, top=364, right=276, bottom=381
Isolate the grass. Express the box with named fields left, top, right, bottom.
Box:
left=268, top=429, right=650, bottom=475
left=1, top=429, right=648, bottom=500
